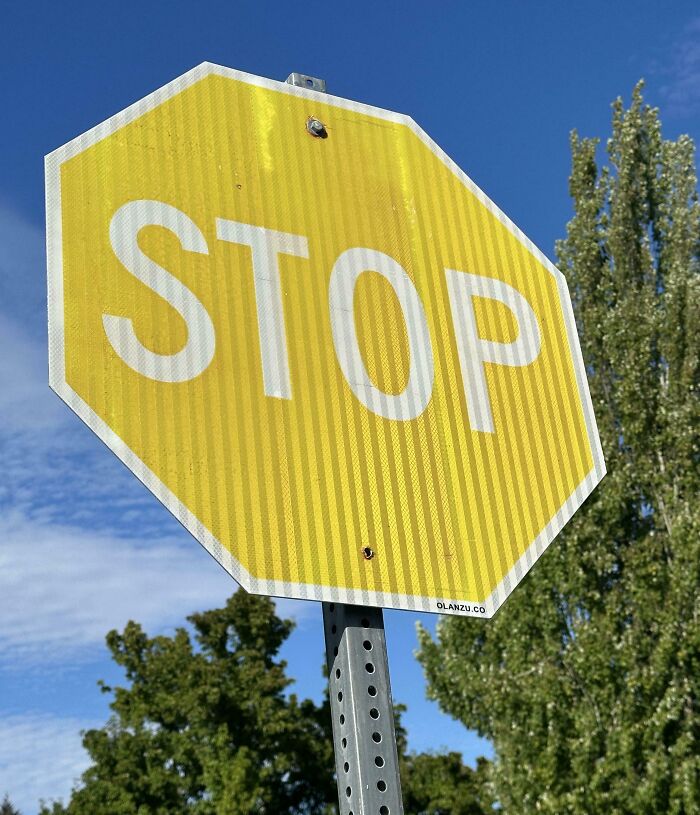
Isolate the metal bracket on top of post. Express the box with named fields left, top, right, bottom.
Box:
left=284, top=71, right=404, bottom=815
left=285, top=72, right=327, bottom=93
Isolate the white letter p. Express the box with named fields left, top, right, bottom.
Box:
left=445, top=270, right=541, bottom=434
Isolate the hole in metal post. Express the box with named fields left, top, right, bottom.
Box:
left=338, top=692, right=343, bottom=702
left=363, top=640, right=372, bottom=651
left=344, top=761, right=349, bottom=772
left=375, top=755, right=385, bottom=767
left=372, top=732, right=382, bottom=743
left=342, top=737, right=347, bottom=748
left=377, top=780, right=387, bottom=792
left=368, top=685, right=377, bottom=696
left=345, top=786, right=351, bottom=797
left=380, top=806, right=389, bottom=815
left=365, top=663, right=375, bottom=673
left=340, top=714, right=345, bottom=725
left=370, top=708, right=379, bottom=719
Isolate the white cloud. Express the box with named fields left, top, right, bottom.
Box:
left=0, top=711, right=96, bottom=813
left=0, top=202, right=46, bottom=330
left=0, top=512, right=313, bottom=668
left=0, top=198, right=64, bottom=435
left=0, top=312, right=65, bottom=432
left=658, top=15, right=700, bottom=118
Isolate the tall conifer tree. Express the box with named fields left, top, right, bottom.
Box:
left=417, top=84, right=700, bottom=814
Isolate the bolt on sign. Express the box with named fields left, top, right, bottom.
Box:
left=47, top=63, right=605, bottom=617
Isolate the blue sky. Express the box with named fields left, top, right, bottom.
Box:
left=2, top=1, right=700, bottom=812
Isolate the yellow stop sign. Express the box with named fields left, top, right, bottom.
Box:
left=47, top=63, right=604, bottom=616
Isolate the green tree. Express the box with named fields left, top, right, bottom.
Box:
left=417, top=83, right=700, bottom=814
left=41, top=591, right=337, bottom=814
left=1, top=794, right=21, bottom=815
left=400, top=753, right=493, bottom=815
left=40, top=589, right=490, bottom=814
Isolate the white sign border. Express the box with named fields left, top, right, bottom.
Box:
left=46, top=61, right=606, bottom=618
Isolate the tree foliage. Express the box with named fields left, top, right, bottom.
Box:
left=417, top=83, right=700, bottom=814
left=1, top=795, right=21, bottom=815
left=400, top=753, right=493, bottom=815
left=41, top=591, right=336, bottom=814
left=39, top=590, right=491, bottom=814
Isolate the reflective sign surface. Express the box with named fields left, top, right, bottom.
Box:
left=47, top=63, right=605, bottom=616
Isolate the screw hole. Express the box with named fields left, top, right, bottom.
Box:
left=338, top=691, right=343, bottom=702
left=368, top=685, right=377, bottom=697
left=380, top=807, right=389, bottom=815
left=344, top=761, right=349, bottom=772
left=342, top=737, right=347, bottom=748
left=363, top=640, right=372, bottom=651
left=375, top=755, right=384, bottom=767
left=340, top=714, right=345, bottom=725
left=336, top=668, right=341, bottom=679
left=365, top=662, right=375, bottom=674
left=370, top=707, right=379, bottom=719
left=372, top=731, right=382, bottom=743
left=345, top=786, right=351, bottom=797
left=377, top=779, right=387, bottom=792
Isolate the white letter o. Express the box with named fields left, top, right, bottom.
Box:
left=329, top=248, right=434, bottom=420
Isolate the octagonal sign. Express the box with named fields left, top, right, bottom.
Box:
left=46, top=63, right=605, bottom=617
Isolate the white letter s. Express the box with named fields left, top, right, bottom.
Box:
left=103, top=200, right=215, bottom=383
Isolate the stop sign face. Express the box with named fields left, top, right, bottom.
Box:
left=47, top=63, right=605, bottom=617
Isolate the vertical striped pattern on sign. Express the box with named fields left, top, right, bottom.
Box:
left=47, top=63, right=605, bottom=617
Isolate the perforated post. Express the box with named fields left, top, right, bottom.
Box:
left=322, top=603, right=404, bottom=815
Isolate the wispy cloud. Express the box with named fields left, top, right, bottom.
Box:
left=0, top=311, right=65, bottom=432
left=0, top=202, right=47, bottom=332
left=0, top=512, right=237, bottom=666
left=658, top=15, right=700, bottom=118
left=0, top=711, right=97, bottom=813
left=0, top=304, right=166, bottom=535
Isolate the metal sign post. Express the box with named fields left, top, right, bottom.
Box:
left=286, top=71, right=404, bottom=815
left=322, top=603, right=404, bottom=815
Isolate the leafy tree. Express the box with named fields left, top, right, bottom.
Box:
left=40, top=589, right=490, bottom=814
left=1, top=794, right=21, bottom=815
left=41, top=591, right=337, bottom=814
left=400, top=753, right=493, bottom=815
left=417, top=83, right=700, bottom=814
